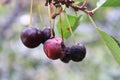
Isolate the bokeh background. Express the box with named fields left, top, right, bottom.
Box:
left=0, top=0, right=120, bottom=80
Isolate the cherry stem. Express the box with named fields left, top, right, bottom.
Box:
left=29, top=0, right=33, bottom=27
left=60, top=15, right=64, bottom=42
left=64, top=13, right=77, bottom=45
left=48, top=3, right=53, bottom=38
left=37, top=0, right=45, bottom=28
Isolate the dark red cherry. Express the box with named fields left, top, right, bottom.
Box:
left=40, top=27, right=55, bottom=43
left=21, top=27, right=41, bottom=48
left=70, top=43, right=86, bottom=62
left=43, top=37, right=63, bottom=60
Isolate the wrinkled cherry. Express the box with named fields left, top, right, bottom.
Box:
left=43, top=37, right=63, bottom=60
left=70, top=43, right=86, bottom=62
left=21, top=27, right=41, bottom=48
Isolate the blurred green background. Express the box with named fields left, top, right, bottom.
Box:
left=0, top=0, right=120, bottom=80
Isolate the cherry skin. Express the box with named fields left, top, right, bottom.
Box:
left=60, top=47, right=71, bottom=63
left=43, top=37, right=63, bottom=60
left=69, top=43, right=86, bottom=62
left=21, top=27, right=41, bottom=48
left=40, top=27, right=55, bottom=43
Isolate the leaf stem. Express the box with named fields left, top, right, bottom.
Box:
left=64, top=13, right=77, bottom=45
left=92, top=7, right=99, bottom=13
left=88, top=15, right=97, bottom=29
left=29, top=0, right=33, bottom=27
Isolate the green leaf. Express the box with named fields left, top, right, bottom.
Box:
left=88, top=15, right=120, bottom=64
left=102, top=0, right=120, bottom=7
left=111, top=37, right=120, bottom=47
left=57, top=14, right=81, bottom=39
left=96, top=28, right=120, bottom=64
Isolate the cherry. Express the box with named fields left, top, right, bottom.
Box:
left=43, top=37, right=63, bottom=60
left=60, top=47, right=71, bottom=63
left=40, top=27, right=55, bottom=43
left=21, top=27, right=41, bottom=48
left=69, top=43, right=86, bottom=62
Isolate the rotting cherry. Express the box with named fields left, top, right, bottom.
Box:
left=21, top=27, right=41, bottom=48
left=43, top=37, right=63, bottom=60
left=69, top=43, right=86, bottom=62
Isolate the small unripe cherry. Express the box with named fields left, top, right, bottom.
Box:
left=21, top=27, right=41, bottom=48
left=43, top=37, right=63, bottom=60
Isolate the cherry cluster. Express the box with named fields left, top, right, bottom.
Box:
left=20, top=0, right=87, bottom=63
left=21, top=27, right=86, bottom=63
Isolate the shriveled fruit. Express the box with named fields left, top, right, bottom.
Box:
left=43, top=37, right=63, bottom=60
left=21, top=27, right=41, bottom=48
